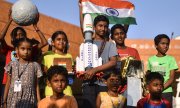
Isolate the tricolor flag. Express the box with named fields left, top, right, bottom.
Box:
left=82, top=0, right=137, bottom=25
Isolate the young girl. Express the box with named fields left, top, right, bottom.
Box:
left=3, top=38, right=42, bottom=108
left=96, top=71, right=126, bottom=108
left=0, top=10, right=47, bottom=102
left=42, top=30, right=73, bottom=97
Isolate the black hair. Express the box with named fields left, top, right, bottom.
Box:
left=110, top=24, right=126, bottom=39
left=103, top=71, right=120, bottom=80
left=93, top=15, right=109, bottom=27
left=145, top=72, right=164, bottom=85
left=47, top=65, right=68, bottom=82
left=11, top=27, right=27, bottom=46
left=154, top=34, right=170, bottom=46
left=15, top=37, right=32, bottom=48
left=49, top=30, right=69, bottom=53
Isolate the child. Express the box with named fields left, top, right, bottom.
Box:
left=111, top=24, right=140, bottom=60
left=0, top=10, right=47, bottom=102
left=3, top=38, right=42, bottom=108
left=78, top=4, right=118, bottom=106
left=38, top=65, right=78, bottom=108
left=111, top=24, right=141, bottom=92
left=79, top=2, right=117, bottom=107
left=96, top=71, right=126, bottom=108
left=42, top=30, right=73, bottom=97
left=147, top=34, right=178, bottom=105
left=137, top=72, right=171, bottom=108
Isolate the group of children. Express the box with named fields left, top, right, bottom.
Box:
left=0, top=3, right=178, bottom=108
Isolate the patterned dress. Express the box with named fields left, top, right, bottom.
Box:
left=5, top=61, right=42, bottom=108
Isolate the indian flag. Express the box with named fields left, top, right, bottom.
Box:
left=82, top=0, right=137, bottom=25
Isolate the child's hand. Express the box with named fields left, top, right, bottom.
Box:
left=32, top=13, right=40, bottom=32
left=84, top=68, right=97, bottom=80
left=76, top=71, right=103, bottom=80
left=76, top=69, right=96, bottom=80
left=33, top=12, right=39, bottom=26
left=76, top=72, right=85, bottom=79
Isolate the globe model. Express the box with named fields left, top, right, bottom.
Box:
left=12, top=0, right=38, bottom=26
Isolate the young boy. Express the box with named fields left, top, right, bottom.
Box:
left=38, top=65, right=78, bottom=108
left=111, top=24, right=140, bottom=60
left=78, top=2, right=117, bottom=108
left=147, top=34, right=178, bottom=105
left=137, top=72, right=171, bottom=108
left=82, top=15, right=118, bottom=108
left=96, top=71, right=126, bottom=108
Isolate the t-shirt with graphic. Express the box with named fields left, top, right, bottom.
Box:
left=137, top=95, right=171, bottom=108
left=117, top=47, right=140, bottom=60
left=147, top=55, right=178, bottom=93
left=42, top=51, right=74, bottom=69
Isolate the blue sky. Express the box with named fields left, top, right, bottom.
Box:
left=8, top=0, right=180, bottom=39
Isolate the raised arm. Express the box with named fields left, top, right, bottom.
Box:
left=0, top=9, right=13, bottom=43
left=123, top=24, right=129, bottom=33
left=78, top=0, right=83, bottom=33
left=33, top=13, right=47, bottom=49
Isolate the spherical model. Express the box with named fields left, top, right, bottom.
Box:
left=11, top=0, right=38, bottom=26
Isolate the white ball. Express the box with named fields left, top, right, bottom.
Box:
left=12, top=0, right=38, bottom=26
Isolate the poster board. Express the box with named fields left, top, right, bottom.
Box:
left=53, top=58, right=73, bottom=74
